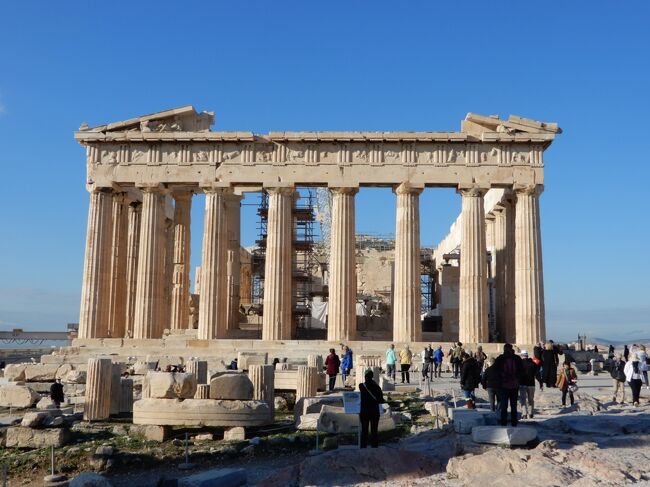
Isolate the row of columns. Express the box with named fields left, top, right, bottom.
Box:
left=79, top=182, right=545, bottom=345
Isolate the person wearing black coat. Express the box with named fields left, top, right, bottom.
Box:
left=493, top=343, right=524, bottom=427
left=359, top=369, right=385, bottom=448
left=460, top=353, right=481, bottom=407
left=541, top=343, right=559, bottom=388
left=50, top=379, right=64, bottom=408
left=519, top=351, right=538, bottom=418
left=481, top=359, right=501, bottom=411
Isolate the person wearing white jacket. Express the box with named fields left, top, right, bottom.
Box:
left=624, top=353, right=644, bottom=406
left=637, top=345, right=649, bottom=389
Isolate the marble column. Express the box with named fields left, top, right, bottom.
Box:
left=107, top=193, right=128, bottom=339
left=493, top=195, right=517, bottom=343
left=186, top=359, right=208, bottom=384
left=327, top=187, right=358, bottom=342
left=119, top=377, right=134, bottom=414
left=225, top=194, right=243, bottom=331
left=133, top=187, right=166, bottom=339
left=194, top=384, right=210, bottom=399
left=262, top=188, right=294, bottom=341
left=84, top=357, right=112, bottom=420
left=296, top=365, right=318, bottom=400
left=170, top=190, right=192, bottom=330
left=458, top=186, right=489, bottom=344
left=514, top=185, right=546, bottom=345
left=124, top=202, right=142, bottom=338
left=392, top=183, right=423, bottom=343
left=250, top=364, right=275, bottom=419
left=197, top=187, right=229, bottom=340
left=160, top=217, right=174, bottom=336
left=79, top=187, right=113, bottom=339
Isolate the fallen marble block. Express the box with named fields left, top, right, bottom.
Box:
left=471, top=425, right=538, bottom=446
left=0, top=384, right=40, bottom=408
left=210, top=374, right=253, bottom=400
left=5, top=426, right=70, bottom=448
left=145, top=372, right=197, bottom=399
left=317, top=405, right=395, bottom=434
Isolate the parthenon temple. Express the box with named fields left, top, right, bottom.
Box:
left=74, top=106, right=560, bottom=355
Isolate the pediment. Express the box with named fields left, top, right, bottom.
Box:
left=78, top=105, right=214, bottom=133
left=462, top=113, right=562, bottom=137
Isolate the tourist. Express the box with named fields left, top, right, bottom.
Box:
left=493, top=343, right=523, bottom=427
left=474, top=345, right=487, bottom=371
left=433, top=345, right=444, bottom=378
left=460, top=352, right=481, bottom=409
left=541, top=342, right=558, bottom=388
left=341, top=346, right=353, bottom=385
left=50, top=378, right=64, bottom=408
left=610, top=353, right=627, bottom=404
left=624, top=353, right=644, bottom=406
left=358, top=368, right=385, bottom=448
left=325, top=348, right=341, bottom=391
left=420, top=346, right=430, bottom=380
left=450, top=342, right=464, bottom=379
left=385, top=344, right=396, bottom=381
left=556, top=360, right=578, bottom=407
left=399, top=345, right=413, bottom=384
left=225, top=358, right=238, bottom=370
left=425, top=344, right=434, bottom=378
left=608, top=344, right=615, bottom=360
left=636, top=345, right=649, bottom=388
left=481, top=358, right=500, bottom=411
left=624, top=344, right=630, bottom=362
left=519, top=350, right=537, bottom=419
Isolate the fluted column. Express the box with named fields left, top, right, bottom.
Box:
left=392, top=183, right=423, bottom=343
left=296, top=365, right=318, bottom=400
left=250, top=364, right=275, bottom=419
left=458, top=186, right=489, bottom=343
left=197, top=187, right=229, bottom=340
left=160, top=216, right=174, bottom=335
left=124, top=202, right=141, bottom=338
left=262, top=187, right=294, bottom=341
left=327, top=187, right=358, bottom=342
left=226, top=194, right=243, bottom=331
left=79, top=187, right=113, bottom=339
left=514, top=185, right=546, bottom=345
left=493, top=195, right=516, bottom=343
left=119, top=378, right=134, bottom=414
left=170, top=190, right=193, bottom=330
left=133, top=187, right=166, bottom=339
left=186, top=359, right=208, bottom=384
left=107, top=193, right=128, bottom=338
left=84, top=358, right=112, bottom=420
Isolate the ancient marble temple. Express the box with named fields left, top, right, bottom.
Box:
left=75, top=106, right=560, bottom=346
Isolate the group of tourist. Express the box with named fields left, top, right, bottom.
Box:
left=610, top=344, right=648, bottom=406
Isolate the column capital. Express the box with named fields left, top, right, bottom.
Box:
left=393, top=182, right=424, bottom=195
left=265, top=186, right=296, bottom=196
left=329, top=187, right=359, bottom=195
left=514, top=184, right=544, bottom=196
left=171, top=188, right=194, bottom=201
left=137, top=183, right=166, bottom=194
left=200, top=184, right=232, bottom=195
left=457, top=184, right=488, bottom=197
left=86, top=184, right=113, bottom=195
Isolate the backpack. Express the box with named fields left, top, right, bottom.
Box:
left=610, top=361, right=625, bottom=382
left=501, top=356, right=519, bottom=389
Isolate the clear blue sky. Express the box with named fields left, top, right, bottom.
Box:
left=0, top=1, right=648, bottom=342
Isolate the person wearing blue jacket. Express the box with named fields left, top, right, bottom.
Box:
left=385, top=344, right=397, bottom=381
left=433, top=345, right=444, bottom=378
left=341, top=346, right=353, bottom=385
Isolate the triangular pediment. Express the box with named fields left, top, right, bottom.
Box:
left=462, top=113, right=562, bottom=137
left=78, top=105, right=214, bottom=133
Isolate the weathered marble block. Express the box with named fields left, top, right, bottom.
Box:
left=209, top=374, right=253, bottom=400
left=0, top=384, right=40, bottom=408
left=145, top=372, right=197, bottom=399
left=5, top=426, right=70, bottom=448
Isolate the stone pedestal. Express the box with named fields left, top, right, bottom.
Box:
left=328, top=188, right=358, bottom=341
left=79, top=188, right=113, bottom=339
left=186, top=359, right=208, bottom=384
left=124, top=202, right=142, bottom=338
left=133, top=187, right=166, bottom=339
left=170, top=190, right=192, bottom=330
left=514, top=185, right=545, bottom=344
left=393, top=183, right=423, bottom=343
left=119, top=378, right=133, bottom=413
left=226, top=194, right=243, bottom=331
left=458, top=187, right=489, bottom=343
left=296, top=366, right=318, bottom=400
left=198, top=187, right=229, bottom=339
left=84, top=358, right=112, bottom=421
left=249, top=364, right=275, bottom=419
left=107, top=193, right=128, bottom=338
left=262, top=188, right=294, bottom=340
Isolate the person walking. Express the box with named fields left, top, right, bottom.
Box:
left=481, top=358, right=500, bottom=411
left=359, top=369, right=385, bottom=448
left=541, top=342, right=559, bottom=388
left=325, top=348, right=341, bottom=392
left=556, top=360, right=578, bottom=406
left=474, top=346, right=487, bottom=371
left=341, top=346, right=353, bottom=385
left=460, top=352, right=481, bottom=408
left=433, top=345, right=444, bottom=378
left=623, top=344, right=630, bottom=362
left=610, top=353, right=627, bottom=404
left=518, top=350, right=538, bottom=419
left=493, top=343, right=523, bottom=426
left=385, top=344, right=396, bottom=381
left=420, top=346, right=430, bottom=380
left=608, top=344, right=615, bottom=360
left=636, top=345, right=649, bottom=389
left=450, top=342, right=464, bottom=379
left=624, top=353, right=644, bottom=406
left=50, top=378, right=65, bottom=408
left=399, top=345, right=413, bottom=384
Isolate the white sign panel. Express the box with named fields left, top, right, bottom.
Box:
left=342, top=391, right=360, bottom=414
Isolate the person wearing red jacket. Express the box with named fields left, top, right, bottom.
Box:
left=324, top=348, right=341, bottom=391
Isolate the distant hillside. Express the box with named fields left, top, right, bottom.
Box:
left=592, top=337, right=650, bottom=346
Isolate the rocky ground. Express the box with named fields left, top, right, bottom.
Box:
left=1, top=374, right=649, bottom=486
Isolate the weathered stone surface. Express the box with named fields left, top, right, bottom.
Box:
left=237, top=351, right=267, bottom=370
left=5, top=426, right=70, bottom=448
left=209, top=374, right=253, bottom=400
left=274, top=369, right=297, bottom=390
left=223, top=426, right=246, bottom=441
left=145, top=371, right=197, bottom=399
left=132, top=361, right=156, bottom=375
left=4, top=363, right=27, bottom=381
left=471, top=426, right=537, bottom=446
left=250, top=364, right=274, bottom=419
left=109, top=364, right=121, bottom=415
left=64, top=370, right=87, bottom=384
left=178, top=467, right=246, bottom=487
left=69, top=472, right=114, bottom=487
left=133, top=398, right=271, bottom=427
left=424, top=401, right=449, bottom=419
left=379, top=376, right=395, bottom=391
left=55, top=363, right=74, bottom=379
left=296, top=366, right=318, bottom=400
left=186, top=359, right=208, bottom=384
left=85, top=358, right=112, bottom=421
left=24, top=363, right=60, bottom=382
left=317, top=405, right=395, bottom=434
left=274, top=396, right=288, bottom=412
left=36, top=396, right=57, bottom=410
left=195, top=384, right=210, bottom=399
left=0, top=384, right=40, bottom=408
left=451, top=409, right=498, bottom=434
left=119, top=378, right=133, bottom=413
left=294, top=395, right=344, bottom=424
left=128, top=424, right=171, bottom=442
left=296, top=413, right=320, bottom=430
left=21, top=411, right=50, bottom=428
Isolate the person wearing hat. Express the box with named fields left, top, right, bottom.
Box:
left=519, top=350, right=538, bottom=419
left=358, top=368, right=385, bottom=448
